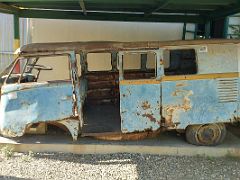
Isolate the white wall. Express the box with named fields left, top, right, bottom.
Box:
left=30, top=19, right=183, bottom=80
left=0, top=14, right=31, bottom=73
left=31, top=19, right=183, bottom=42
left=0, top=13, right=14, bottom=72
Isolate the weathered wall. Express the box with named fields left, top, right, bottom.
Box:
left=32, top=19, right=183, bottom=42
left=0, top=14, right=31, bottom=73
left=0, top=13, right=14, bottom=72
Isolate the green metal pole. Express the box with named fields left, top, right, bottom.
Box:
left=182, top=22, right=186, bottom=40
left=13, top=14, right=20, bottom=72
left=223, top=17, right=229, bottom=39
left=204, top=21, right=211, bottom=39
left=14, top=14, right=20, bottom=41
left=194, top=24, right=197, bottom=39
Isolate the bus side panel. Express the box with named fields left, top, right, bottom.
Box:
left=0, top=82, right=74, bottom=137
left=120, top=82, right=161, bottom=133
left=162, top=78, right=238, bottom=129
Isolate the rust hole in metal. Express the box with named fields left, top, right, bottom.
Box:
left=141, top=101, right=151, bottom=110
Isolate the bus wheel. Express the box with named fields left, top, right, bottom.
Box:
left=185, top=123, right=226, bottom=146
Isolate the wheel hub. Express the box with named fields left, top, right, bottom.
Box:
left=197, top=124, right=221, bottom=145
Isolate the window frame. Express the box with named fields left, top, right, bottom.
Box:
left=119, top=50, right=158, bottom=80
left=162, top=48, right=198, bottom=76
left=4, top=53, right=74, bottom=84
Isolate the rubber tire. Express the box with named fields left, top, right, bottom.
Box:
left=185, top=123, right=227, bottom=146
left=216, top=123, right=227, bottom=145
left=185, top=125, right=200, bottom=145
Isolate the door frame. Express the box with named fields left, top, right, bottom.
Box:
left=118, top=49, right=164, bottom=133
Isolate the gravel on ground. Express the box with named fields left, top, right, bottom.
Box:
left=0, top=151, right=240, bottom=180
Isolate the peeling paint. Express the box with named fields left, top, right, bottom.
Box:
left=176, top=82, right=187, bottom=87
left=120, top=83, right=161, bottom=133
left=142, top=113, right=156, bottom=123
left=164, top=89, right=193, bottom=127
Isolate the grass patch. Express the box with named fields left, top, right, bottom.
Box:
left=21, top=151, right=34, bottom=162
left=0, top=146, right=14, bottom=159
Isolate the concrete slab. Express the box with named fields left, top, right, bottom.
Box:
left=1, top=131, right=240, bottom=157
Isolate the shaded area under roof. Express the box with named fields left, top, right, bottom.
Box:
left=0, top=0, right=240, bottom=23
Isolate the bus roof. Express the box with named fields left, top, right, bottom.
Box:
left=20, top=39, right=240, bottom=55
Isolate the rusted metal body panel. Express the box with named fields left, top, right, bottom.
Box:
left=120, top=83, right=161, bottom=133
left=0, top=51, right=87, bottom=140
left=196, top=44, right=239, bottom=74
left=0, top=81, right=74, bottom=137
left=162, top=78, right=239, bottom=129
left=0, top=40, right=239, bottom=143
left=117, top=42, right=240, bottom=135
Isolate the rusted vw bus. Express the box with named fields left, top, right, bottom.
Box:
left=0, top=39, right=239, bottom=146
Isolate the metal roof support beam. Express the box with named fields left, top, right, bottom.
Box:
left=0, top=0, right=158, bottom=3
left=18, top=9, right=205, bottom=24
left=209, top=2, right=240, bottom=20
left=0, top=0, right=234, bottom=4
left=145, top=0, right=169, bottom=17
left=0, top=2, right=19, bottom=14
left=79, top=0, right=87, bottom=15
